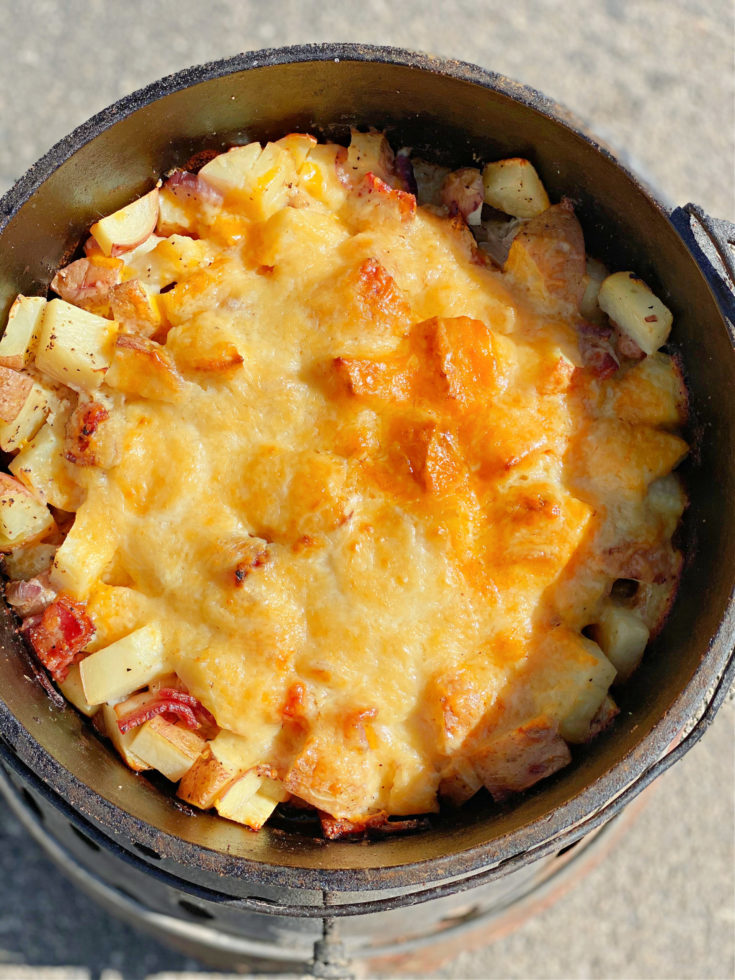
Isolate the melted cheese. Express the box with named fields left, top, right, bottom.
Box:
left=23, top=138, right=688, bottom=823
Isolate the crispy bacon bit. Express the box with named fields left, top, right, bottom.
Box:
left=51, top=257, right=122, bottom=315
left=319, top=810, right=429, bottom=840
left=440, top=168, right=484, bottom=223
left=165, top=169, right=224, bottom=205
left=356, top=173, right=417, bottom=221
left=64, top=401, right=110, bottom=466
left=27, top=595, right=95, bottom=683
left=577, top=321, right=619, bottom=379
left=116, top=686, right=217, bottom=734
left=5, top=571, right=56, bottom=618
left=394, top=149, right=418, bottom=196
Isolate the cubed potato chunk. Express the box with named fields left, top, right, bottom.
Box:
left=177, top=745, right=241, bottom=809
left=0, top=295, right=46, bottom=369
left=530, top=628, right=617, bottom=743
left=593, top=602, right=650, bottom=681
left=128, top=715, right=206, bottom=782
left=10, top=404, right=82, bottom=512
left=0, top=376, right=57, bottom=452
left=646, top=473, right=687, bottom=538
left=49, top=499, right=119, bottom=599
left=35, top=299, right=117, bottom=392
left=470, top=716, right=571, bottom=800
left=101, top=703, right=149, bottom=771
left=109, top=280, right=163, bottom=338
left=198, top=142, right=263, bottom=195
left=79, top=622, right=167, bottom=704
left=438, top=757, right=483, bottom=806
left=58, top=663, right=98, bottom=717
left=275, top=132, right=318, bottom=171
left=105, top=335, right=185, bottom=403
left=482, top=158, right=550, bottom=218
left=0, top=473, right=55, bottom=550
left=90, top=188, right=160, bottom=257
left=3, top=541, right=56, bottom=580
left=215, top=772, right=288, bottom=829
left=598, top=271, right=673, bottom=355
left=346, top=129, right=395, bottom=184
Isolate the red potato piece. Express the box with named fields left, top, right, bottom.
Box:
left=440, top=168, right=484, bottom=223
left=50, top=257, right=123, bottom=316
left=27, top=594, right=95, bottom=683
left=0, top=366, right=33, bottom=423
left=504, top=198, right=586, bottom=310
left=468, top=716, right=572, bottom=800
left=5, top=570, right=56, bottom=618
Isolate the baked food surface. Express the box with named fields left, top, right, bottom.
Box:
left=0, top=132, right=688, bottom=835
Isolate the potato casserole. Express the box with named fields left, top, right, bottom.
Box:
left=0, top=130, right=688, bottom=837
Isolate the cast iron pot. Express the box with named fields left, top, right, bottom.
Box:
left=0, top=44, right=733, bottom=918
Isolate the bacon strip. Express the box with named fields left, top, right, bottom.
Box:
left=27, top=595, right=95, bottom=683
left=116, top=687, right=216, bottom=734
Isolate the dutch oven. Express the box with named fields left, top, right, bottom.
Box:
left=0, top=44, right=733, bottom=923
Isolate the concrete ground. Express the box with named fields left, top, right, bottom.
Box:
left=0, top=2, right=732, bottom=978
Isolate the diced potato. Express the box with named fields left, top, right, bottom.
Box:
left=439, top=756, right=483, bottom=806
left=580, top=257, right=609, bottom=322
left=646, top=473, right=687, bottom=538
left=3, top=541, right=56, bottom=580
left=215, top=771, right=288, bottom=829
left=598, top=271, right=673, bottom=355
left=10, top=403, right=82, bottom=511
left=49, top=499, right=119, bottom=598
left=198, top=142, right=263, bottom=195
left=128, top=715, right=206, bottom=782
left=90, top=188, right=160, bottom=257
left=275, top=132, right=318, bottom=171
left=346, top=129, right=395, bottom=184
left=0, top=378, right=57, bottom=452
left=469, top=716, right=571, bottom=800
left=297, top=144, right=349, bottom=212
left=109, top=280, right=163, bottom=337
left=0, top=473, right=55, bottom=550
left=105, top=335, right=185, bottom=403
left=58, top=663, right=98, bottom=717
left=177, top=745, right=241, bottom=809
left=101, top=703, right=150, bottom=771
left=482, top=158, right=550, bottom=218
left=0, top=365, right=32, bottom=422
left=529, top=628, right=617, bottom=743
left=79, top=622, right=167, bottom=704
left=0, top=295, right=46, bottom=369
left=593, top=602, right=650, bottom=681
left=35, top=299, right=117, bottom=392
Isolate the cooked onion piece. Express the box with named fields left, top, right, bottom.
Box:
left=0, top=130, right=689, bottom=836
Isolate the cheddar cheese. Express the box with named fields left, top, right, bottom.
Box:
left=0, top=131, right=687, bottom=834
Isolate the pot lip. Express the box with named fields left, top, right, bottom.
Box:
left=0, top=42, right=734, bottom=894
left=0, top=42, right=663, bottom=229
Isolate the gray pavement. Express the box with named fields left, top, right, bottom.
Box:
left=0, top=2, right=733, bottom=978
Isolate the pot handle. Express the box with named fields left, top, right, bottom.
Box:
left=670, top=204, right=735, bottom=319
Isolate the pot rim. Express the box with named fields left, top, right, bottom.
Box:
left=1, top=42, right=733, bottom=896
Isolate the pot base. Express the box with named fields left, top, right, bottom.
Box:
left=0, top=753, right=649, bottom=977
